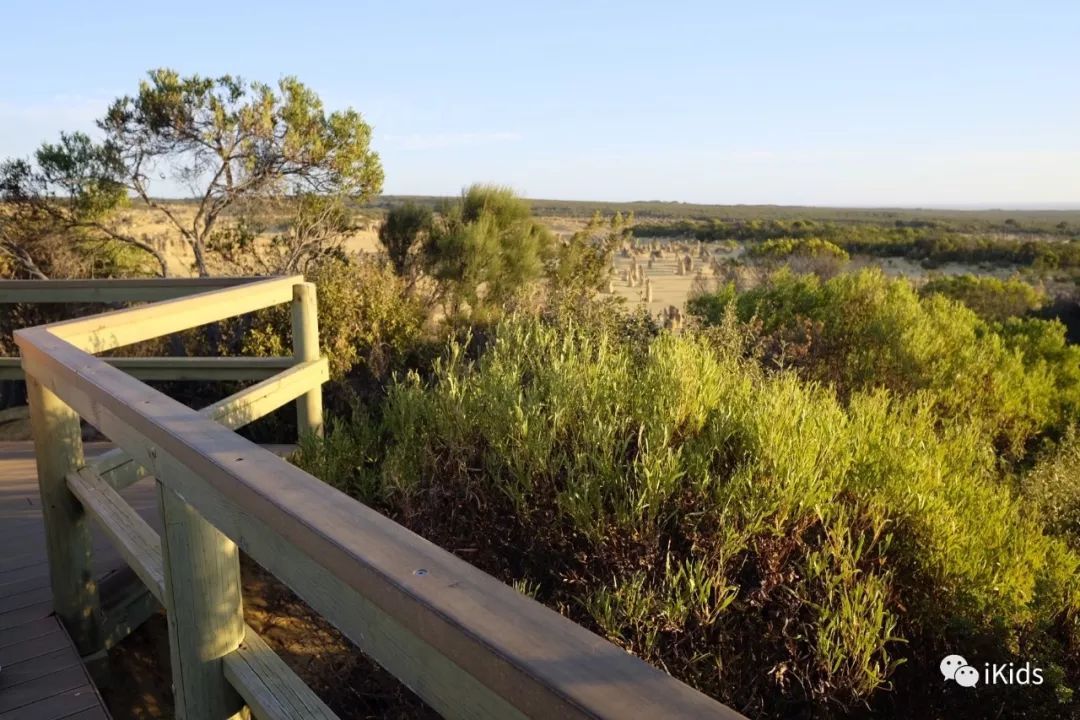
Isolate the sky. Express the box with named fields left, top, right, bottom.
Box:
left=1, top=1, right=1078, bottom=207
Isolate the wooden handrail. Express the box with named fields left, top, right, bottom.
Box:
left=0, top=277, right=274, bottom=303
left=0, top=356, right=298, bottom=381
left=47, top=275, right=301, bottom=352
left=15, top=278, right=744, bottom=720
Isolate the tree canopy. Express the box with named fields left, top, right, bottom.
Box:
left=0, top=69, right=383, bottom=277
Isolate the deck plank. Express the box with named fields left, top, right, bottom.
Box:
left=0, top=443, right=125, bottom=720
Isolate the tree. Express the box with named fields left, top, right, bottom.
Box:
left=0, top=133, right=161, bottom=277
left=378, top=202, right=433, bottom=278
left=1, top=69, right=383, bottom=277
left=423, top=185, right=552, bottom=316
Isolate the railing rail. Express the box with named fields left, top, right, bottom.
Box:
left=0, top=277, right=303, bottom=382
left=14, top=276, right=743, bottom=719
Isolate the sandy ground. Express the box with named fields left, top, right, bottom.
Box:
left=115, top=205, right=383, bottom=277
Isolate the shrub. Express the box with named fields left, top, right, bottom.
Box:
left=920, top=274, right=1045, bottom=321
left=378, top=202, right=432, bottom=278
left=689, top=269, right=1080, bottom=457
left=243, top=255, right=423, bottom=380
left=747, top=237, right=850, bottom=278
left=1023, top=427, right=1080, bottom=550
left=423, top=185, right=552, bottom=318
left=297, top=314, right=1080, bottom=718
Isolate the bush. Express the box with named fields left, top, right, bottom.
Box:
left=746, top=237, right=850, bottom=278
left=423, top=185, right=552, bottom=318
left=1023, top=427, right=1080, bottom=551
left=297, top=314, right=1080, bottom=718
left=920, top=274, right=1045, bottom=321
left=243, top=255, right=423, bottom=380
left=378, top=202, right=432, bottom=278
left=689, top=269, right=1080, bottom=457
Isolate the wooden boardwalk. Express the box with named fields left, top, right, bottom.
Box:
left=0, top=442, right=163, bottom=720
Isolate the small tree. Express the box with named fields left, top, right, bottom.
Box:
left=378, top=202, right=433, bottom=278
left=423, top=185, right=551, bottom=316
left=1, top=68, right=383, bottom=277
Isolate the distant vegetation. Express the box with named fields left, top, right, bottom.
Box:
left=920, top=274, right=1046, bottom=321
left=370, top=195, right=1080, bottom=230
left=633, top=218, right=1080, bottom=271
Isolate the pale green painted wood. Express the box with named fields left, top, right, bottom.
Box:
left=290, top=283, right=323, bottom=438
left=25, top=375, right=103, bottom=657
left=154, top=448, right=526, bottom=720
left=47, top=274, right=301, bottom=352
left=67, top=463, right=326, bottom=718
left=101, top=581, right=160, bottom=651
left=67, top=467, right=166, bottom=601
left=0, top=356, right=296, bottom=381
left=159, top=483, right=246, bottom=720
left=89, top=357, right=327, bottom=491
left=223, top=628, right=338, bottom=720
left=0, top=277, right=271, bottom=303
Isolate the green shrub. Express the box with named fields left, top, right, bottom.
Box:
left=748, top=236, right=850, bottom=261
left=243, top=255, right=423, bottom=379
left=297, top=314, right=1080, bottom=718
left=746, top=237, right=850, bottom=278
left=689, top=269, right=1080, bottom=457
left=920, top=274, right=1045, bottom=321
left=1023, top=427, right=1080, bottom=550
left=378, top=202, right=432, bottom=278
left=423, top=184, right=552, bottom=318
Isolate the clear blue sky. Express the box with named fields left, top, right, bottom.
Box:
left=1, top=1, right=1077, bottom=207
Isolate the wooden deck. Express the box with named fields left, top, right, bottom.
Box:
left=0, top=442, right=162, bottom=720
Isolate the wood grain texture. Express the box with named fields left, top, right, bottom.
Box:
left=223, top=627, right=337, bottom=720
left=159, top=483, right=246, bottom=720
left=43, top=275, right=301, bottom=352
left=290, top=283, right=323, bottom=438
left=0, top=277, right=271, bottom=304
left=66, top=468, right=165, bottom=602
left=89, top=357, right=326, bottom=492
left=24, top=377, right=102, bottom=658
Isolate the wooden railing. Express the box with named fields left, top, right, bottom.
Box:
left=0, top=278, right=299, bottom=381
left=14, top=277, right=743, bottom=719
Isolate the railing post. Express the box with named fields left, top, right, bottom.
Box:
left=25, top=375, right=103, bottom=657
left=291, top=281, right=323, bottom=438
left=158, top=482, right=246, bottom=719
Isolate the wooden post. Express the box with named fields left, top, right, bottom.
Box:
left=26, top=375, right=103, bottom=657
left=291, top=282, right=323, bottom=438
left=159, top=483, right=246, bottom=719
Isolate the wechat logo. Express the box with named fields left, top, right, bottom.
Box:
left=941, top=654, right=979, bottom=687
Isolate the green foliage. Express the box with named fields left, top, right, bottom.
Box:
left=633, top=217, right=1080, bottom=271
left=690, top=269, right=1080, bottom=457
left=1022, top=428, right=1080, bottom=551
left=748, top=237, right=850, bottom=277
left=378, top=202, right=433, bottom=277
left=423, top=185, right=552, bottom=317
left=2, top=68, right=383, bottom=278
left=243, top=256, right=423, bottom=379
left=298, top=314, right=1080, bottom=717
left=920, top=273, right=1045, bottom=321
left=101, top=68, right=383, bottom=276
left=748, top=236, right=850, bottom=261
